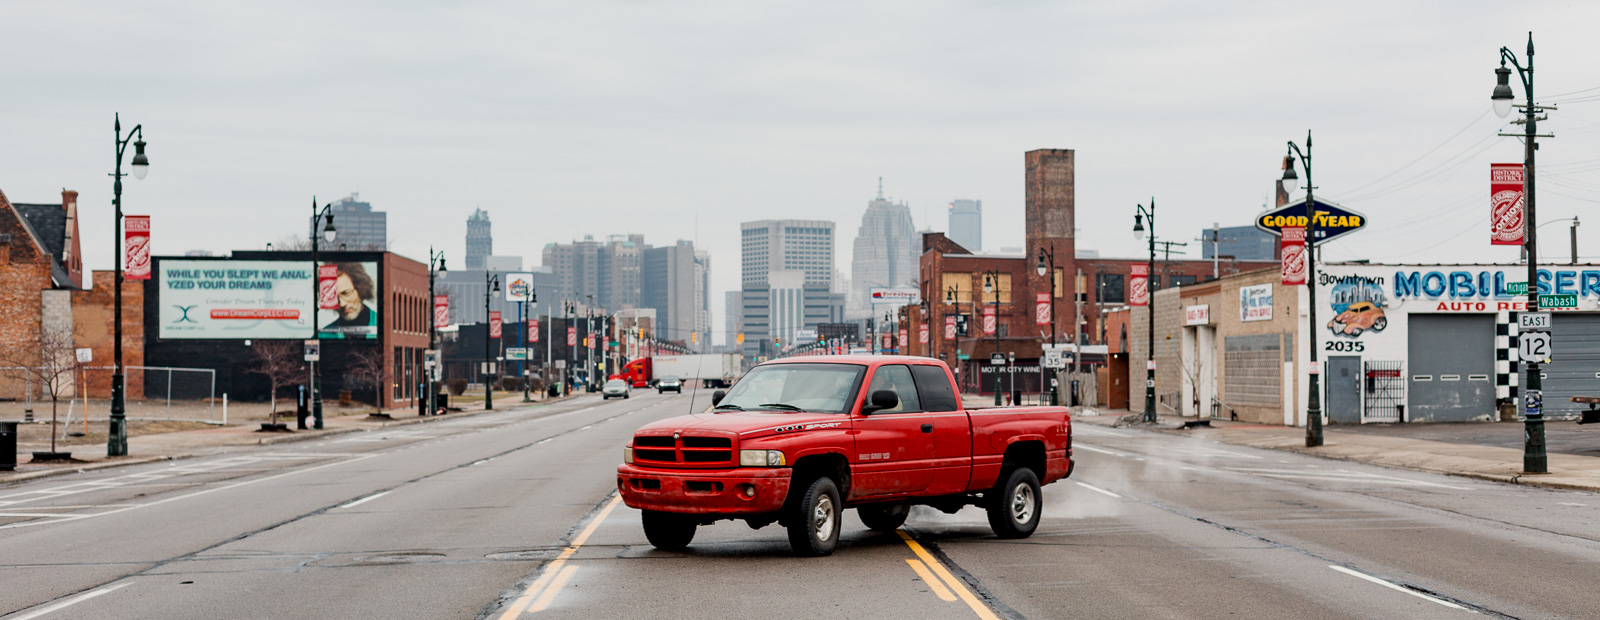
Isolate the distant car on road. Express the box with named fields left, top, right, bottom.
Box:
left=602, top=378, right=632, bottom=400
left=657, top=375, right=683, bottom=394
left=1329, top=301, right=1387, bottom=336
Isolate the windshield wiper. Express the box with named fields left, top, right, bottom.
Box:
left=758, top=403, right=804, bottom=411
left=713, top=404, right=744, bottom=411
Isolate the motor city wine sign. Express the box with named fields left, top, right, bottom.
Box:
left=1490, top=163, right=1525, bottom=246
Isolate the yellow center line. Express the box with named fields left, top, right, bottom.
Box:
left=496, top=494, right=623, bottom=619
left=905, top=558, right=958, bottom=602
left=897, top=529, right=1000, bottom=620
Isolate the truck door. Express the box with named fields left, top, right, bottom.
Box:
left=911, top=364, right=973, bottom=495
left=851, top=364, right=934, bottom=497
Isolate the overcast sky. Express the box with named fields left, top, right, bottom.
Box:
left=5, top=1, right=1600, bottom=345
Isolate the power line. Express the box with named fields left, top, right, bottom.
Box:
left=1335, top=110, right=1492, bottom=196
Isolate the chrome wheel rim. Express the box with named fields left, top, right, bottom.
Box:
left=814, top=495, right=836, bottom=541
left=1011, top=484, right=1035, bottom=523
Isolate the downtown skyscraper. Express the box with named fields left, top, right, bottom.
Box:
left=848, top=183, right=919, bottom=317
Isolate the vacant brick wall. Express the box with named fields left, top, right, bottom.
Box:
left=71, top=271, right=144, bottom=399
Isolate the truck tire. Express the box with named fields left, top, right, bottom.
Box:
left=641, top=510, right=696, bottom=550
left=986, top=468, right=1041, bottom=539
left=786, top=477, right=842, bottom=556
left=857, top=504, right=910, bottom=532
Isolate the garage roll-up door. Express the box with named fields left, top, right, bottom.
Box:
left=1538, top=314, right=1600, bottom=419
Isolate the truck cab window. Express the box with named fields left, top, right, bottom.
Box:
left=910, top=365, right=959, bottom=412
left=867, top=365, right=921, bottom=413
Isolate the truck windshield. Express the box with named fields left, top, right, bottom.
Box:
left=716, top=363, right=865, bottom=413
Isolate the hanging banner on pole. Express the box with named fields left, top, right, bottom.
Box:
left=1490, top=163, right=1526, bottom=246
left=898, top=328, right=907, bottom=349
left=433, top=294, right=450, bottom=329
left=982, top=306, right=997, bottom=335
left=528, top=319, right=539, bottom=342
left=944, top=315, right=957, bottom=340
left=567, top=326, right=576, bottom=346
left=489, top=311, right=502, bottom=338
left=1281, top=226, right=1307, bottom=286
left=919, top=323, right=929, bottom=344
left=124, top=215, right=151, bottom=280
left=1130, top=264, right=1149, bottom=307
left=1035, top=292, right=1051, bottom=326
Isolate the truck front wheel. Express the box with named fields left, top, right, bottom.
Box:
left=857, top=504, right=910, bottom=532
left=786, top=477, right=842, bottom=556
left=641, top=510, right=696, bottom=550
left=986, top=468, right=1041, bottom=539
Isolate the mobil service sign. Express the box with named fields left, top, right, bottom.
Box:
left=1255, top=197, right=1368, bottom=245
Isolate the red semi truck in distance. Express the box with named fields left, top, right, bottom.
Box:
left=616, top=354, right=740, bottom=388
left=617, top=355, right=1074, bottom=556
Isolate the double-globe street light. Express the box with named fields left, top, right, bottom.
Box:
left=308, top=199, right=337, bottom=430
left=423, top=249, right=446, bottom=415
left=1492, top=32, right=1554, bottom=474
left=1132, top=200, right=1157, bottom=423
left=107, top=114, right=150, bottom=456
left=1036, top=246, right=1059, bottom=406
left=1280, top=131, right=1323, bottom=447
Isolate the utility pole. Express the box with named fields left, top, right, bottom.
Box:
left=1572, top=217, right=1580, bottom=265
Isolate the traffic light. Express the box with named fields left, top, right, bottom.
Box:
left=774, top=337, right=781, bottom=346
left=737, top=333, right=745, bottom=344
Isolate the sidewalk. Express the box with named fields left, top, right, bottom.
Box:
left=2, top=391, right=578, bottom=485
left=1072, top=407, right=1600, bottom=493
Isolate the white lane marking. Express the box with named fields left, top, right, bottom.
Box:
left=9, top=582, right=131, bottom=620
left=0, top=454, right=377, bottom=531
left=1074, top=481, right=1121, bottom=498
left=1073, top=444, right=1128, bottom=457
left=1558, top=502, right=1588, bottom=507
left=0, top=454, right=336, bottom=509
left=339, top=491, right=391, bottom=509
left=1327, top=565, right=1470, bottom=611
left=1224, top=468, right=1470, bottom=490
left=1071, top=427, right=1125, bottom=437
left=1333, top=469, right=1471, bottom=490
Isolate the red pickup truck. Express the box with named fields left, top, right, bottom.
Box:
left=617, top=355, right=1074, bottom=556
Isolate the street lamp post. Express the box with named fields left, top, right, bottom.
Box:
left=309, top=198, right=337, bottom=430
left=424, top=249, right=445, bottom=415
left=1281, top=132, right=1323, bottom=446
left=1133, top=200, right=1157, bottom=423
left=1492, top=32, right=1554, bottom=473
left=484, top=273, right=500, bottom=410
left=107, top=114, right=149, bottom=457
left=983, top=271, right=1002, bottom=406
left=945, top=285, right=967, bottom=391
left=1036, top=247, right=1058, bottom=406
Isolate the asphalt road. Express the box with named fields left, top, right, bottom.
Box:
left=2, top=394, right=1597, bottom=619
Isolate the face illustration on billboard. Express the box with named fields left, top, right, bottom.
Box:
left=318, top=261, right=380, bottom=339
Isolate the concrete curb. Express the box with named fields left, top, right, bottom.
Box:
left=1, top=395, right=579, bottom=486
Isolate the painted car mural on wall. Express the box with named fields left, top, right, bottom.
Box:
left=1328, top=301, right=1387, bottom=336
left=1326, top=277, right=1388, bottom=337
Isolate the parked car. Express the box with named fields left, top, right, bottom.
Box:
left=657, top=375, right=683, bottom=394
left=602, top=378, right=632, bottom=399
left=617, top=355, right=1074, bottom=556
left=1329, top=301, right=1388, bottom=336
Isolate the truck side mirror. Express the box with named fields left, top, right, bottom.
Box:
left=862, top=389, right=898, bottom=414
left=711, top=390, right=726, bottom=406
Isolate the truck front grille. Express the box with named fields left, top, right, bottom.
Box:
left=631, top=434, right=734, bottom=467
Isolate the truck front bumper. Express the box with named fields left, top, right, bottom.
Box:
left=617, top=464, right=792, bottom=515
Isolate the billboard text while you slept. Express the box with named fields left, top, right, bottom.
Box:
left=159, top=259, right=380, bottom=340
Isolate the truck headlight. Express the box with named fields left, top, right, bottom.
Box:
left=623, top=447, right=634, bottom=464
left=739, top=449, right=786, bottom=467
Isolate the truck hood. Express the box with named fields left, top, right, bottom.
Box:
left=633, top=410, right=850, bottom=439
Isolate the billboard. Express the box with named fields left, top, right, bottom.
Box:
left=506, top=272, right=535, bottom=302
left=159, top=260, right=317, bottom=340
left=870, top=287, right=920, bottom=305
left=316, top=261, right=380, bottom=339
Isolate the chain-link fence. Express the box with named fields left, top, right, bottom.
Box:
left=0, top=365, right=219, bottom=425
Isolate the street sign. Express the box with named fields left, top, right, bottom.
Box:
left=957, top=353, right=970, bottom=361
left=505, top=348, right=528, bottom=360
left=75, top=348, right=93, bottom=363
left=989, top=353, right=1005, bottom=366
left=303, top=340, right=320, bottom=362
left=1507, top=282, right=1529, bottom=295
left=1254, top=197, right=1368, bottom=245
left=1519, top=331, right=1551, bottom=362
left=424, top=349, right=439, bottom=368
left=1042, top=349, right=1066, bottom=369
left=1539, top=294, right=1577, bottom=309
left=1519, top=312, right=1552, bottom=331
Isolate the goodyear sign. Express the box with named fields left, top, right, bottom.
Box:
left=1255, top=197, right=1367, bottom=245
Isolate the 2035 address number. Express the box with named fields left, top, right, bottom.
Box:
left=1325, top=341, right=1365, bottom=352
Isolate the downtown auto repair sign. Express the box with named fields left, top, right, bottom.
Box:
left=1256, top=197, right=1368, bottom=245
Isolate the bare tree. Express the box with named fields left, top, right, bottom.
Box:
left=269, top=234, right=388, bottom=252
left=248, top=340, right=306, bottom=425
left=0, top=324, right=79, bottom=454
left=345, top=347, right=389, bottom=413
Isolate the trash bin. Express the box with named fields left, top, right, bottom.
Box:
left=1, top=421, right=17, bottom=471
left=547, top=385, right=559, bottom=397
left=434, top=392, right=448, bottom=414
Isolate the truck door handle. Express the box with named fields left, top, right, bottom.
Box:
left=921, top=424, right=933, bottom=433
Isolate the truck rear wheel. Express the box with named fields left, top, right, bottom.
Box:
left=986, top=468, right=1041, bottom=539
left=786, top=477, right=842, bottom=556
left=857, top=504, right=910, bottom=532
left=641, top=510, right=696, bottom=550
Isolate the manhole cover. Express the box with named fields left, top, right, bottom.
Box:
left=358, top=552, right=446, bottom=563
left=485, top=549, right=558, bottom=561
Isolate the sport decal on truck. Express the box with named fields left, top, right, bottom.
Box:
left=769, top=422, right=843, bottom=434
left=858, top=452, right=892, bottom=461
